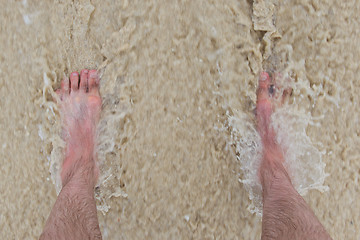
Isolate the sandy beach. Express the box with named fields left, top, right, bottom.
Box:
left=0, top=0, right=359, bottom=239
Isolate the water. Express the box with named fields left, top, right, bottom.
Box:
left=39, top=3, right=329, bottom=229
left=1, top=0, right=360, bottom=239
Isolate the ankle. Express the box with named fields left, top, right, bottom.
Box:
left=61, top=153, right=98, bottom=189
left=260, top=158, right=292, bottom=193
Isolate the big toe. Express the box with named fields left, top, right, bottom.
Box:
left=256, top=72, right=276, bottom=140
left=256, top=72, right=273, bottom=123
left=257, top=72, right=272, bottom=104
left=70, top=71, right=79, bottom=92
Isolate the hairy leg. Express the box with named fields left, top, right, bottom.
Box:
left=256, top=72, right=332, bottom=240
left=40, top=70, right=102, bottom=240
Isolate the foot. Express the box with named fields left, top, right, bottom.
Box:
left=256, top=72, right=289, bottom=174
left=56, top=69, right=102, bottom=187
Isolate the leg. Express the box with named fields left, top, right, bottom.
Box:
left=40, top=70, right=102, bottom=240
left=256, top=72, right=332, bottom=240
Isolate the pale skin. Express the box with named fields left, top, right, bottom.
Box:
left=40, top=70, right=332, bottom=239
left=40, top=69, right=102, bottom=240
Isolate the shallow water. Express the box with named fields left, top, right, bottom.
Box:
left=1, top=0, right=360, bottom=239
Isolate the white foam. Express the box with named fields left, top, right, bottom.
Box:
left=23, top=15, right=31, bottom=25
left=37, top=124, right=46, bottom=141
left=229, top=101, right=329, bottom=216
left=272, top=106, right=329, bottom=195
left=228, top=109, right=263, bottom=215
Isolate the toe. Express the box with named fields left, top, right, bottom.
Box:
left=259, top=72, right=271, bottom=87
left=61, top=77, right=70, bottom=95
left=88, top=69, right=99, bottom=92
left=256, top=72, right=275, bottom=142
left=272, top=72, right=292, bottom=104
left=79, top=69, right=89, bottom=92
left=70, top=71, right=79, bottom=92
left=257, top=72, right=271, bottom=104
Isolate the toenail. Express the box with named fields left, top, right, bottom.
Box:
left=71, top=72, right=78, bottom=76
left=90, top=72, right=97, bottom=78
left=260, top=73, right=268, bottom=81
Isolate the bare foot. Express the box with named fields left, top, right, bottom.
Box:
left=256, top=72, right=289, bottom=178
left=256, top=72, right=332, bottom=240
left=56, top=69, right=102, bottom=187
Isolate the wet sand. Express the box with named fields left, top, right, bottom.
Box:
left=0, top=0, right=359, bottom=239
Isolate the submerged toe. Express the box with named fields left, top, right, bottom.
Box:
left=70, top=71, right=79, bottom=92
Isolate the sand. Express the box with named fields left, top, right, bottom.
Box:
left=1, top=0, right=359, bottom=239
